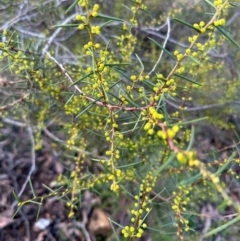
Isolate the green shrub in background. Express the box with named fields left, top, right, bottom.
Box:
left=0, top=0, right=240, bottom=240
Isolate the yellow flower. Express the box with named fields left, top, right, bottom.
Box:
left=176, top=152, right=188, bottom=165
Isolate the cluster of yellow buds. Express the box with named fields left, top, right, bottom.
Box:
left=157, top=125, right=180, bottom=139
left=149, top=107, right=164, bottom=120
left=173, top=50, right=183, bottom=61
left=76, top=4, right=100, bottom=31
left=193, top=21, right=206, bottom=33
left=213, top=18, right=226, bottom=26
left=91, top=4, right=99, bottom=17
left=213, top=0, right=223, bottom=7
left=176, top=150, right=198, bottom=165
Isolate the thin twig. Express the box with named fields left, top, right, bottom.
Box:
left=74, top=221, right=91, bottom=241
left=41, top=14, right=76, bottom=58
left=3, top=117, right=107, bottom=159
left=0, top=1, right=28, bottom=31
left=43, top=128, right=95, bottom=156
left=11, top=125, right=36, bottom=209
left=46, top=51, right=153, bottom=111
left=164, top=98, right=237, bottom=111
left=148, top=17, right=171, bottom=75
left=0, top=93, right=29, bottom=111
left=3, top=117, right=27, bottom=127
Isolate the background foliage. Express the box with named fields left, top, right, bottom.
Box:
left=1, top=0, right=240, bottom=240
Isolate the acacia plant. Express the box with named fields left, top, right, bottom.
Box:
left=0, top=0, right=240, bottom=240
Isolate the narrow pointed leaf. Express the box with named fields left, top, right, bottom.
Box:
left=203, top=215, right=240, bottom=238
left=173, top=18, right=201, bottom=32
left=174, top=73, right=201, bottom=86
left=215, top=151, right=236, bottom=176
left=117, top=161, right=143, bottom=168
left=179, top=117, right=208, bottom=125
left=180, top=172, right=202, bottom=186
left=29, top=179, right=36, bottom=196
left=139, top=7, right=152, bottom=16
left=229, top=2, right=237, bottom=7
left=108, top=78, right=124, bottom=89
left=96, top=14, right=124, bottom=22
left=122, top=91, right=140, bottom=108
left=42, top=184, right=56, bottom=193
left=187, top=55, right=202, bottom=66
left=203, top=0, right=216, bottom=8
left=187, top=125, right=195, bottom=151
left=100, top=20, right=114, bottom=29
left=13, top=205, right=23, bottom=218
left=108, top=92, right=123, bottom=103
left=105, top=63, right=130, bottom=67
left=12, top=191, right=21, bottom=203
left=86, top=128, right=105, bottom=137
left=53, top=24, right=79, bottom=28
left=76, top=102, right=95, bottom=118
left=36, top=200, right=43, bottom=220
left=148, top=37, right=175, bottom=59
left=216, top=26, right=240, bottom=48
left=65, top=91, right=76, bottom=105
left=113, top=67, right=132, bottom=81
left=108, top=219, right=120, bottom=241
left=143, top=80, right=155, bottom=87
left=154, top=152, right=176, bottom=174
left=132, top=112, right=142, bottom=132
left=65, top=0, right=79, bottom=13
left=70, top=72, right=93, bottom=86
left=135, top=54, right=144, bottom=69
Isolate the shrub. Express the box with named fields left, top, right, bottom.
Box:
left=0, top=0, right=240, bottom=240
